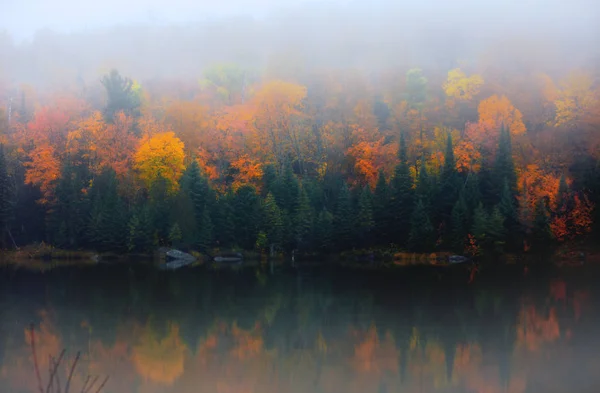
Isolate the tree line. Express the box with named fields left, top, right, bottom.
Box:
left=0, top=67, right=597, bottom=255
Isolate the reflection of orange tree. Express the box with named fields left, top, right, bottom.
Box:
left=131, top=322, right=188, bottom=385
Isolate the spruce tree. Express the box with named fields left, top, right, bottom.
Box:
left=438, top=133, right=461, bottom=246
left=334, top=182, right=354, bottom=249
left=294, top=187, right=313, bottom=250
left=532, top=198, right=553, bottom=248
left=487, top=207, right=506, bottom=254
left=498, top=178, right=520, bottom=250
left=415, top=158, right=432, bottom=208
left=464, top=171, right=481, bottom=226
left=315, top=209, right=334, bottom=253
left=127, top=205, right=154, bottom=252
left=149, top=176, right=172, bottom=246
left=169, top=223, right=182, bottom=247
left=356, top=185, right=375, bottom=247
left=213, top=193, right=236, bottom=248
left=87, top=167, right=127, bottom=252
left=261, top=164, right=278, bottom=197
left=198, top=206, right=214, bottom=251
left=263, top=192, right=284, bottom=255
left=451, top=192, right=468, bottom=253
left=232, top=185, right=262, bottom=250
left=373, top=170, right=391, bottom=243
left=51, top=161, right=87, bottom=248
left=494, top=125, right=518, bottom=198
left=0, top=145, right=15, bottom=248
left=274, top=162, right=300, bottom=214
left=408, top=199, right=435, bottom=252
left=390, top=130, right=413, bottom=245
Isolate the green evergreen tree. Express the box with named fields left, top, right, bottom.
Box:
left=493, top=125, right=518, bottom=199
left=532, top=198, right=553, bottom=248
left=415, top=158, right=432, bottom=207
left=315, top=209, right=334, bottom=253
left=438, top=133, right=462, bottom=246
left=0, top=145, right=15, bottom=248
left=408, top=199, right=435, bottom=252
left=274, top=162, right=300, bottom=213
left=261, top=164, right=278, bottom=197
left=87, top=167, right=127, bottom=252
left=101, top=69, right=141, bottom=121
left=127, top=205, right=154, bottom=252
left=198, top=206, right=214, bottom=251
left=390, top=130, right=413, bottom=245
left=498, top=178, right=520, bottom=250
left=263, top=192, right=284, bottom=255
left=169, top=223, right=182, bottom=247
left=472, top=203, right=505, bottom=254
left=149, top=176, right=172, bottom=246
left=294, top=187, right=313, bottom=250
left=213, top=193, right=236, bottom=248
left=451, top=192, right=468, bottom=253
left=356, top=185, right=375, bottom=247
left=334, top=182, right=354, bottom=249
left=373, top=170, right=391, bottom=243
left=51, top=160, right=88, bottom=248
left=232, top=185, right=262, bottom=249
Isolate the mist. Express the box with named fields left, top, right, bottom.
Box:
left=1, top=0, right=598, bottom=91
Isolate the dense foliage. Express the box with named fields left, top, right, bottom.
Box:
left=0, top=64, right=598, bottom=255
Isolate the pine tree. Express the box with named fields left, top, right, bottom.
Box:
left=198, top=206, right=214, bottom=251
left=87, top=167, right=127, bottom=252
left=0, top=145, right=15, bottom=248
left=532, top=198, right=553, bottom=248
left=498, top=178, right=520, bottom=250
left=315, top=209, right=334, bottom=253
left=472, top=203, right=505, bottom=254
left=274, top=162, right=300, bottom=213
left=294, top=187, right=313, bottom=250
left=408, top=199, right=435, bottom=252
left=169, top=223, right=182, bottom=247
left=51, top=160, right=88, bottom=248
left=390, top=130, right=413, bottom=245
left=438, top=133, right=461, bottom=246
left=356, top=185, right=375, bottom=247
left=451, top=192, right=468, bottom=253
left=233, top=185, right=261, bottom=250
left=149, top=177, right=173, bottom=246
left=493, top=125, right=518, bottom=198
left=415, top=158, right=432, bottom=208
left=127, top=205, right=154, bottom=252
left=263, top=192, right=284, bottom=255
left=213, top=193, right=236, bottom=248
left=261, top=164, right=278, bottom=197
left=487, top=207, right=506, bottom=254
left=373, top=170, right=391, bottom=243
left=334, top=182, right=354, bottom=249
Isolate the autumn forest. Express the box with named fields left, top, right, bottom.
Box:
left=0, top=8, right=599, bottom=256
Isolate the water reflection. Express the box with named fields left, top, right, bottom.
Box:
left=0, top=263, right=598, bottom=393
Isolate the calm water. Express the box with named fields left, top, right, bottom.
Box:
left=0, top=261, right=599, bottom=393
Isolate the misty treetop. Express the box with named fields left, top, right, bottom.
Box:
left=0, top=61, right=598, bottom=255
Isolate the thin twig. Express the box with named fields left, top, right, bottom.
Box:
left=49, top=355, right=53, bottom=393
left=47, top=349, right=66, bottom=393
left=29, top=324, right=44, bottom=393
left=80, top=376, right=90, bottom=393
left=83, top=376, right=98, bottom=393
left=52, top=356, right=62, bottom=393
left=65, top=351, right=80, bottom=393
left=95, top=376, right=109, bottom=393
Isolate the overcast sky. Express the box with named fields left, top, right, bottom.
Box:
left=1, top=0, right=354, bottom=41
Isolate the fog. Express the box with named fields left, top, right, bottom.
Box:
left=0, top=0, right=598, bottom=90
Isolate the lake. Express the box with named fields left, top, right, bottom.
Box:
left=0, top=261, right=599, bottom=393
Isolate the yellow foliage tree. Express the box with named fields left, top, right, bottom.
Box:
left=443, top=68, right=484, bottom=101
left=553, top=71, right=598, bottom=129
left=134, top=132, right=185, bottom=194
left=478, top=94, right=526, bottom=136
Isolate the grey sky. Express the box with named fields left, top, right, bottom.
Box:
left=1, top=0, right=351, bottom=41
